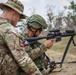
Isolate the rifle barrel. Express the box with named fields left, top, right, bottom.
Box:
left=26, top=32, right=76, bottom=42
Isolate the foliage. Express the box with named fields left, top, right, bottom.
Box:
left=46, top=1, right=76, bottom=31
left=46, top=5, right=66, bottom=30
left=46, top=5, right=55, bottom=30
left=64, top=1, right=76, bottom=30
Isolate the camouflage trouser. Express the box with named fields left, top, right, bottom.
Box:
left=0, top=51, right=25, bottom=75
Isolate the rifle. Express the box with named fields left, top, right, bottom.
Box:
left=26, top=29, right=75, bottom=42
left=25, top=29, right=76, bottom=68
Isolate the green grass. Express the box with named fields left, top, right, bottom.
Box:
left=39, top=36, right=76, bottom=55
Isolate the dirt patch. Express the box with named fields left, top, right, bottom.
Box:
left=46, top=50, right=76, bottom=75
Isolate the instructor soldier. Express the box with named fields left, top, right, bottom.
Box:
left=0, top=0, right=43, bottom=75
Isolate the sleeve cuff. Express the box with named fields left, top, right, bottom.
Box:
left=40, top=44, right=47, bottom=51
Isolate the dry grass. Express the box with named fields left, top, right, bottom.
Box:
left=39, top=36, right=76, bottom=75
left=52, top=36, right=76, bottom=55
left=40, top=36, right=76, bottom=55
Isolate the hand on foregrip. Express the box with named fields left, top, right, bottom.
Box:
left=44, top=39, right=54, bottom=48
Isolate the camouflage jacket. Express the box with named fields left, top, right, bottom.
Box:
left=21, top=34, right=47, bottom=69
left=0, top=17, right=43, bottom=75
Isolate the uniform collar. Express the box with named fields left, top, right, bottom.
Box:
left=0, top=17, right=10, bottom=24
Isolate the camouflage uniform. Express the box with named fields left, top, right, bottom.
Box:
left=22, top=34, right=47, bottom=69
left=21, top=15, right=51, bottom=74
left=0, top=0, right=43, bottom=75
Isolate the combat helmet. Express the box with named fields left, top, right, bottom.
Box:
left=26, top=14, right=47, bottom=29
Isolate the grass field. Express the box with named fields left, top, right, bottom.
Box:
left=39, top=36, right=76, bottom=75
left=40, top=36, right=76, bottom=55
